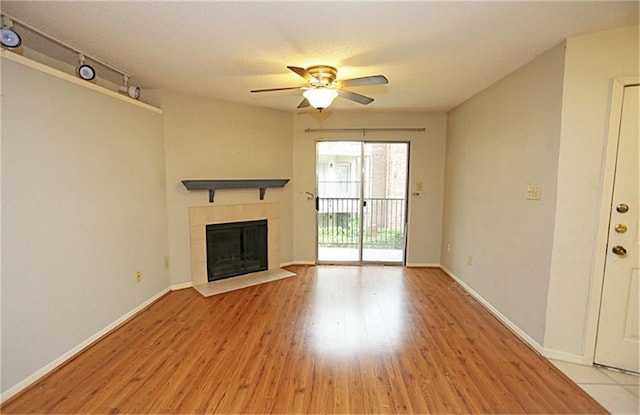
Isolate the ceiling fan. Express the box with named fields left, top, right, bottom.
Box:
left=251, top=65, right=388, bottom=111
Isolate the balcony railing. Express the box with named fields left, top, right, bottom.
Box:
left=318, top=197, right=406, bottom=249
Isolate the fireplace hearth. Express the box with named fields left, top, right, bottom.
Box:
left=206, top=219, right=268, bottom=282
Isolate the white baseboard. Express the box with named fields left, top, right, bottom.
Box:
left=170, top=281, right=193, bottom=291
left=542, top=348, right=588, bottom=365
left=406, top=263, right=441, bottom=268
left=439, top=265, right=544, bottom=354
left=0, top=287, right=170, bottom=404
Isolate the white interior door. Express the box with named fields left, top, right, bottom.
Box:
left=594, top=85, right=639, bottom=373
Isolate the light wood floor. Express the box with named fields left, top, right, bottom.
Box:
left=2, top=266, right=607, bottom=414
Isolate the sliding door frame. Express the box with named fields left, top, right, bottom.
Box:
left=315, top=139, right=410, bottom=265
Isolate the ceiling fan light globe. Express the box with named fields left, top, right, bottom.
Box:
left=1, top=27, right=21, bottom=49
left=303, top=88, right=338, bottom=110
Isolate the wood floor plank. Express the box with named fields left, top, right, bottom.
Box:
left=1, top=266, right=608, bottom=414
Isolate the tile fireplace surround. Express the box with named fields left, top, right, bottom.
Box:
left=188, top=203, right=281, bottom=286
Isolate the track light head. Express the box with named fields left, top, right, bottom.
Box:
left=0, top=25, right=21, bottom=49
left=75, top=54, right=96, bottom=81
left=76, top=64, right=96, bottom=81
left=118, top=85, right=140, bottom=100
left=118, top=75, right=140, bottom=99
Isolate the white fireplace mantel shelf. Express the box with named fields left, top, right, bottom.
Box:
left=181, top=179, right=290, bottom=203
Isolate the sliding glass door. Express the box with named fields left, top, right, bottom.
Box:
left=316, top=141, right=409, bottom=264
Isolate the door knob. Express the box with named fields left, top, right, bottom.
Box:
left=612, top=245, right=627, bottom=257
left=616, top=203, right=629, bottom=213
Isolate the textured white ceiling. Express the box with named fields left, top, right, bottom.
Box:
left=2, top=1, right=638, bottom=112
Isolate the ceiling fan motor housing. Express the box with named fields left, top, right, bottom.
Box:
left=307, top=65, right=338, bottom=86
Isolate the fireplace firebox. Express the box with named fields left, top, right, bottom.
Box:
left=205, top=220, right=268, bottom=282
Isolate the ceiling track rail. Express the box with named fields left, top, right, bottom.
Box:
left=305, top=128, right=425, bottom=134
left=1, top=12, right=130, bottom=78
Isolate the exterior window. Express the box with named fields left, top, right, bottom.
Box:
left=337, top=163, right=351, bottom=196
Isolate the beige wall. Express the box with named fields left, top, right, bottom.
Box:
left=545, top=25, right=639, bottom=357
left=442, top=43, right=566, bottom=345
left=158, top=91, right=293, bottom=284
left=161, top=96, right=445, bottom=274
left=292, top=111, right=447, bottom=265
left=1, top=58, right=169, bottom=393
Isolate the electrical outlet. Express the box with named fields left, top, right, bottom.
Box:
left=416, top=181, right=424, bottom=191
left=163, top=256, right=170, bottom=269
left=447, top=243, right=451, bottom=252
left=135, top=271, right=142, bottom=283
left=466, top=256, right=473, bottom=266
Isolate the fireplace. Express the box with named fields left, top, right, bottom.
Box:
left=206, top=220, right=268, bottom=282
left=188, top=203, right=281, bottom=287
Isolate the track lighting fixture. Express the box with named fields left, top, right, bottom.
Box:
left=0, top=16, right=21, bottom=49
left=75, top=54, right=96, bottom=81
left=3, top=12, right=143, bottom=101
left=118, top=75, right=140, bottom=100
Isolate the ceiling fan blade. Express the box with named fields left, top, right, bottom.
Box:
left=250, top=86, right=302, bottom=93
left=338, top=89, right=374, bottom=105
left=297, top=98, right=310, bottom=109
left=287, top=66, right=315, bottom=82
left=337, top=75, right=389, bottom=87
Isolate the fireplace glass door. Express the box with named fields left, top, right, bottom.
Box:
left=206, top=219, right=268, bottom=281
